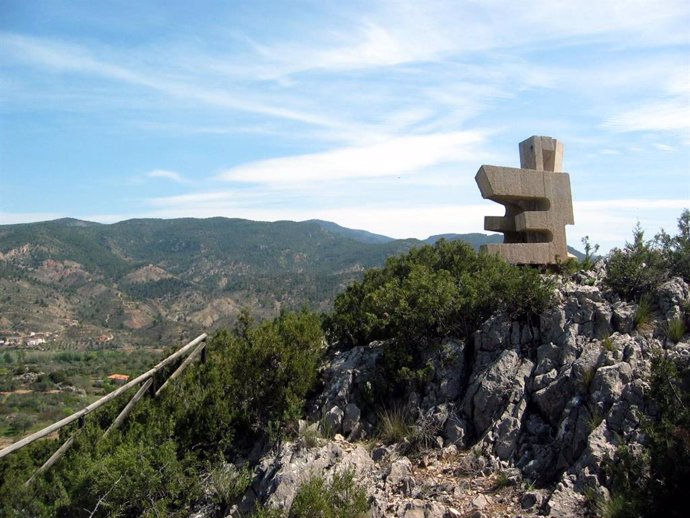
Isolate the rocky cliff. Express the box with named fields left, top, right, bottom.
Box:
left=225, top=269, right=689, bottom=518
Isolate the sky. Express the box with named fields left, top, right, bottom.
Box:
left=0, top=0, right=688, bottom=252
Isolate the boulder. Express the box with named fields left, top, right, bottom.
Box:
left=323, top=405, right=344, bottom=435
left=657, top=277, right=689, bottom=321
left=343, top=403, right=361, bottom=436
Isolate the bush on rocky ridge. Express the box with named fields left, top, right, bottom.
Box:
left=326, top=240, right=553, bottom=349
left=605, top=210, right=690, bottom=301
left=325, top=239, right=553, bottom=400
left=173, top=309, right=324, bottom=457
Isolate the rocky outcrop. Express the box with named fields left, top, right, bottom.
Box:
left=237, top=436, right=540, bottom=518
left=241, top=274, right=690, bottom=517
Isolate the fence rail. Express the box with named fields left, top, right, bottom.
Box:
left=0, top=333, right=208, bottom=466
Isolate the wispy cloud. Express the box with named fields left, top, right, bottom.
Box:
left=217, top=131, right=490, bottom=185
left=246, top=1, right=690, bottom=77
left=604, top=99, right=690, bottom=137
left=146, top=169, right=190, bottom=184
left=0, top=32, right=346, bottom=131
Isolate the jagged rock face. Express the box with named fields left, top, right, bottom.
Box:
left=245, top=275, right=690, bottom=517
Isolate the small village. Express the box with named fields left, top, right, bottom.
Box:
left=0, top=330, right=114, bottom=348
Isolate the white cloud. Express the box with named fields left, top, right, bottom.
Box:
left=604, top=99, right=690, bottom=136
left=217, top=131, right=489, bottom=185
left=654, top=143, right=676, bottom=152
left=0, top=33, right=345, bottom=131
left=146, top=169, right=189, bottom=184
left=249, top=0, right=689, bottom=77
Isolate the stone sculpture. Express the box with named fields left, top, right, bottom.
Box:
left=475, top=136, right=574, bottom=264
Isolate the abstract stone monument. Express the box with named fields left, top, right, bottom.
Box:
left=475, top=136, right=574, bottom=264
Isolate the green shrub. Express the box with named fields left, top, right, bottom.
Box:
left=605, top=223, right=666, bottom=301
left=582, top=366, right=597, bottom=391
left=299, top=422, right=322, bottom=448
left=173, top=309, right=324, bottom=457
left=644, top=353, right=690, bottom=514
left=288, top=469, right=368, bottom=518
left=493, top=470, right=510, bottom=490
left=0, top=309, right=323, bottom=517
left=603, top=444, right=648, bottom=518
left=581, top=235, right=601, bottom=271
left=8, top=413, right=37, bottom=435
left=325, top=240, right=553, bottom=348
left=587, top=405, right=604, bottom=431
left=48, top=371, right=70, bottom=385
left=325, top=240, right=552, bottom=400
left=656, top=209, right=690, bottom=282
left=251, top=507, right=285, bottom=518
left=57, top=434, right=199, bottom=517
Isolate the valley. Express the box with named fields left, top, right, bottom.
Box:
left=0, top=217, right=510, bottom=442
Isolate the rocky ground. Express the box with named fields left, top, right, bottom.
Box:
left=198, top=269, right=690, bottom=517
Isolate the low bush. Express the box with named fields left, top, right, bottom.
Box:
left=605, top=224, right=666, bottom=301
left=581, top=235, right=601, bottom=271
left=326, top=240, right=553, bottom=348
left=172, top=309, right=324, bottom=457
left=656, top=209, right=690, bottom=282
left=0, top=309, right=324, bottom=517
left=601, top=335, right=616, bottom=352
left=606, top=210, right=690, bottom=301
left=207, top=463, right=252, bottom=514
left=325, top=240, right=553, bottom=400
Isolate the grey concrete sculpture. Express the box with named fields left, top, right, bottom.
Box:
left=475, top=136, right=574, bottom=264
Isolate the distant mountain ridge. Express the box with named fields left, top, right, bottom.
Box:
left=0, top=217, right=582, bottom=346
left=306, top=220, right=394, bottom=244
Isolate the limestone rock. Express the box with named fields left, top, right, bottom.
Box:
left=612, top=301, right=635, bottom=334
left=323, top=405, right=344, bottom=435
left=657, top=277, right=689, bottom=321
left=343, top=403, right=361, bottom=436
left=387, top=457, right=413, bottom=488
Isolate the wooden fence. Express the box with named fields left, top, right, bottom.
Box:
left=0, top=333, right=208, bottom=483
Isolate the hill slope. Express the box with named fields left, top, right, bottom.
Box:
left=0, top=217, right=516, bottom=346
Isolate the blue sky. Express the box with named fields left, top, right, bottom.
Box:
left=0, top=0, right=688, bottom=252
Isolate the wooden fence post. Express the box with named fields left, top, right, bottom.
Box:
left=0, top=333, right=207, bottom=460
left=25, top=435, right=75, bottom=486
left=155, top=341, right=206, bottom=397
left=104, top=378, right=153, bottom=436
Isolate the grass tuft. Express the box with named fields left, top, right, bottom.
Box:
left=664, top=318, right=686, bottom=343
left=377, top=405, right=413, bottom=444
left=634, top=295, right=653, bottom=332
left=601, top=335, right=617, bottom=352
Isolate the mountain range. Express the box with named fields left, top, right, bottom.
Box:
left=0, top=217, right=581, bottom=347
